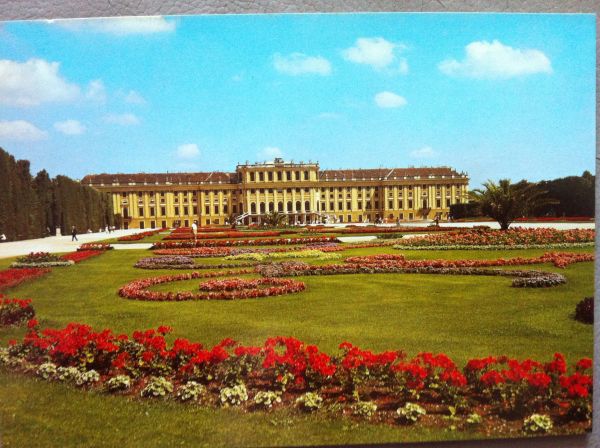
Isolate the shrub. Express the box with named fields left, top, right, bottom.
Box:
left=219, top=383, right=248, bottom=406
left=75, top=370, right=100, bottom=386
left=176, top=381, right=206, bottom=402
left=36, top=362, right=58, bottom=379
left=296, top=392, right=323, bottom=412
left=253, top=391, right=282, bottom=409
left=575, top=297, right=594, bottom=324
left=351, top=401, right=378, bottom=418
left=397, top=402, right=426, bottom=424
left=141, top=376, right=174, bottom=398
left=0, top=297, right=35, bottom=326
left=523, top=414, right=553, bottom=434
left=106, top=375, right=132, bottom=392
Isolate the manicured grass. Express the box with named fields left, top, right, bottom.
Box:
left=0, top=244, right=594, bottom=446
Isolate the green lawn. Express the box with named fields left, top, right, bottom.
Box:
left=0, top=245, right=594, bottom=446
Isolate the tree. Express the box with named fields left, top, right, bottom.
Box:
left=263, top=211, right=286, bottom=228
left=469, top=179, right=555, bottom=230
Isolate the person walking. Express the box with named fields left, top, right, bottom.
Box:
left=71, top=226, right=78, bottom=242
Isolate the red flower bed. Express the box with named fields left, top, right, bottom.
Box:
left=152, top=246, right=305, bottom=258
left=515, top=217, right=594, bottom=222
left=118, top=228, right=164, bottom=241
left=151, top=236, right=338, bottom=249
left=4, top=322, right=591, bottom=426
left=61, top=250, right=104, bottom=263
left=164, top=231, right=284, bottom=241
left=118, top=269, right=305, bottom=301
left=344, top=252, right=594, bottom=269
left=0, top=268, right=50, bottom=290
left=0, top=295, right=35, bottom=326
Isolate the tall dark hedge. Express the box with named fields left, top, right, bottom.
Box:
left=0, top=148, right=114, bottom=241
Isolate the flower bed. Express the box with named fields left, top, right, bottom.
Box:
left=11, top=252, right=73, bottom=268
left=307, top=226, right=462, bottom=235
left=1, top=322, right=591, bottom=433
left=152, top=246, right=306, bottom=258
left=151, top=236, right=338, bottom=249
left=345, top=252, right=594, bottom=269
left=61, top=250, right=105, bottom=263
left=164, top=231, right=286, bottom=241
left=225, top=250, right=341, bottom=261
left=78, top=243, right=113, bottom=251
left=0, top=268, right=50, bottom=290
left=134, top=256, right=255, bottom=270
left=255, top=261, right=567, bottom=288
left=118, top=269, right=305, bottom=301
left=0, top=296, right=35, bottom=326
left=118, top=228, right=164, bottom=241
left=392, top=228, right=594, bottom=249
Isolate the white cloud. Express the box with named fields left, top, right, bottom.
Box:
left=410, top=146, right=438, bottom=159
left=176, top=143, right=200, bottom=160
left=103, top=113, right=140, bottom=126
left=0, top=58, right=80, bottom=107
left=342, top=37, right=408, bottom=73
left=86, top=79, right=106, bottom=103
left=54, top=119, right=85, bottom=135
left=0, top=120, right=47, bottom=141
left=439, top=40, right=552, bottom=79
left=49, top=16, right=176, bottom=35
left=273, top=53, right=332, bottom=76
left=374, top=91, right=407, bottom=108
left=259, top=146, right=283, bottom=160
left=124, top=90, right=146, bottom=104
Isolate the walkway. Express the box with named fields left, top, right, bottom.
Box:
left=0, top=229, right=144, bottom=259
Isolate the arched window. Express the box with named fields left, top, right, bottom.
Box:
left=287, top=201, right=292, bottom=212
left=278, top=202, right=284, bottom=212
left=304, top=201, right=310, bottom=212
left=268, top=202, right=274, bottom=212
left=295, top=201, right=301, bottom=212
left=250, top=203, right=256, bottom=214
left=260, top=203, right=266, bottom=214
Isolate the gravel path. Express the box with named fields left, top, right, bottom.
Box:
left=0, top=229, right=144, bottom=259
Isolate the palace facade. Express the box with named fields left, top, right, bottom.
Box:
left=82, top=159, right=469, bottom=229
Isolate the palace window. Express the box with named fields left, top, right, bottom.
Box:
left=174, top=207, right=180, bottom=215
left=338, top=201, right=343, bottom=210
left=347, top=201, right=351, bottom=210
left=259, top=172, right=264, bottom=181
left=408, top=200, right=413, bottom=209
left=205, top=206, right=209, bottom=215
left=150, top=207, right=155, bottom=217
left=214, top=205, right=219, bottom=214
left=329, top=202, right=334, bottom=211
left=398, top=200, right=403, bottom=209
left=286, top=171, right=291, bottom=181
left=388, top=200, right=394, bottom=209
left=123, top=207, right=129, bottom=218
left=138, top=207, right=144, bottom=217
left=295, top=171, right=300, bottom=181
left=303, top=171, right=309, bottom=180
left=161, top=206, right=166, bottom=216
left=268, top=172, right=273, bottom=181
left=250, top=172, right=255, bottom=182
left=223, top=204, right=228, bottom=214
left=122, top=192, right=127, bottom=198
left=277, top=172, right=282, bottom=181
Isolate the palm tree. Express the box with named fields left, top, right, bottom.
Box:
left=469, top=179, right=555, bottom=230
left=263, top=211, right=287, bottom=228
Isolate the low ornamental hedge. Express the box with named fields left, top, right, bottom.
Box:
left=117, top=229, right=164, bottom=241
left=574, top=297, right=594, bottom=324
left=1, top=323, right=592, bottom=431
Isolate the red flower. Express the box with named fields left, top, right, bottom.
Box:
left=27, top=318, right=38, bottom=328
left=576, top=358, right=593, bottom=371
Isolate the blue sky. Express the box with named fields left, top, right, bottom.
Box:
left=0, top=13, right=595, bottom=188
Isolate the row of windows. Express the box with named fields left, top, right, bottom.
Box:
left=248, top=170, right=310, bottom=182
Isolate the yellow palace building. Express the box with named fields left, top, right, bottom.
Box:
left=82, top=159, right=469, bottom=229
